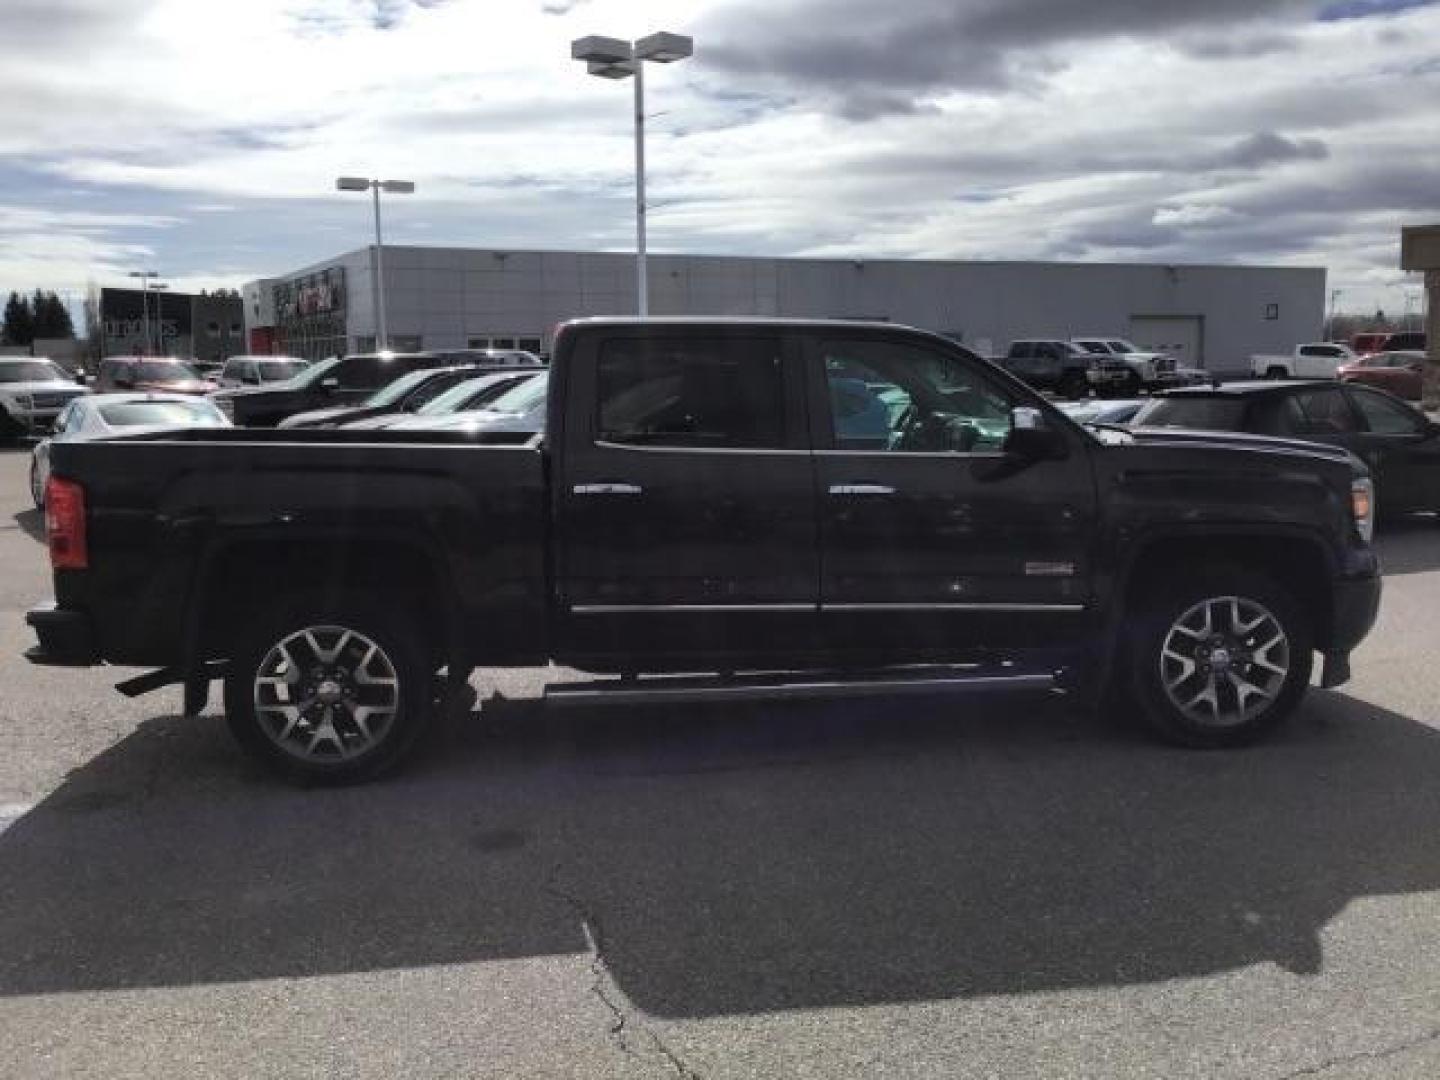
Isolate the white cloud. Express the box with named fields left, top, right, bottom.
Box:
left=0, top=0, right=1436, bottom=316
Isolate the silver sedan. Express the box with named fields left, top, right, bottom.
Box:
left=31, top=393, right=229, bottom=509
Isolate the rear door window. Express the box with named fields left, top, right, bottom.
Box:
left=596, top=338, right=784, bottom=448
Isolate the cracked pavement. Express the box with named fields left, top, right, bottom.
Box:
left=2, top=448, right=1440, bottom=1078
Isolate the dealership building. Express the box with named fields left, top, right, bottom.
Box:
left=243, top=246, right=1325, bottom=369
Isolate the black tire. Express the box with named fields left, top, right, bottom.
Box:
left=1265, top=366, right=1288, bottom=380
left=1060, top=370, right=1089, bottom=400
left=1125, top=566, right=1312, bottom=748
left=223, top=598, right=433, bottom=784
left=1120, top=372, right=1143, bottom=397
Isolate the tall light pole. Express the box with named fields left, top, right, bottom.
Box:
left=128, top=270, right=161, bottom=354
left=151, top=283, right=171, bottom=355
left=336, top=176, right=415, bottom=351
left=571, top=31, right=693, bottom=317
left=1327, top=288, right=1343, bottom=341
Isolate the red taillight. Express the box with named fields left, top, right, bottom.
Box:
left=44, top=477, right=88, bottom=570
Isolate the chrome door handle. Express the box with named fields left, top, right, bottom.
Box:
left=573, top=482, right=644, bottom=495
left=828, top=483, right=897, bottom=496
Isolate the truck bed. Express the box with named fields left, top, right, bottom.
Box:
left=46, top=427, right=550, bottom=668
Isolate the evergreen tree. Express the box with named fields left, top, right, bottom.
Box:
left=2, top=291, right=34, bottom=346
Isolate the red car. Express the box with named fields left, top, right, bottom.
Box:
left=95, top=357, right=212, bottom=396
left=1338, top=350, right=1424, bottom=401
left=1351, top=332, right=1387, bottom=356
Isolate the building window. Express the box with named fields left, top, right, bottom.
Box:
left=206, top=321, right=220, bottom=339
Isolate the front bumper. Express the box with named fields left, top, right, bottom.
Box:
left=1329, top=572, right=1382, bottom=655
left=24, top=601, right=100, bottom=666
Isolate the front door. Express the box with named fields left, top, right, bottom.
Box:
left=808, top=333, right=1097, bottom=662
left=555, top=329, right=819, bottom=669
left=1344, top=384, right=1440, bottom=512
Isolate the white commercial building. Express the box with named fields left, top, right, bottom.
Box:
left=244, top=246, right=1325, bottom=371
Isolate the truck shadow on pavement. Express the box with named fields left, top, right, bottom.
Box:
left=1, top=689, right=1438, bottom=1019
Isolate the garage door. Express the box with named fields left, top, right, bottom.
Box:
left=1129, top=315, right=1204, bottom=368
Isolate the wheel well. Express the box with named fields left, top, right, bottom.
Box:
left=1124, top=535, right=1333, bottom=644
left=196, top=539, right=448, bottom=663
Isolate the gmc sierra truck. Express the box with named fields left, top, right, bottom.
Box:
left=26, top=318, right=1381, bottom=783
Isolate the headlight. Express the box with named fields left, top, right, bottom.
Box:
left=1351, top=477, right=1374, bottom=543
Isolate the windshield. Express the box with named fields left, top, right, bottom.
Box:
left=1108, top=339, right=1139, bottom=353
left=366, top=368, right=438, bottom=407
left=129, top=361, right=200, bottom=383
left=97, top=400, right=227, bottom=427
left=484, top=372, right=549, bottom=414
left=259, top=361, right=307, bottom=382
left=1133, top=396, right=1248, bottom=429
left=417, top=373, right=532, bottom=416
left=279, top=356, right=341, bottom=389
left=1075, top=341, right=1111, bottom=355
left=0, top=360, right=67, bottom=383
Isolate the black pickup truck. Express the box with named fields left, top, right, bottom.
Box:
left=27, top=318, right=1381, bottom=783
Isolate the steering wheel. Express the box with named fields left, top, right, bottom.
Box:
left=896, top=407, right=980, bottom=453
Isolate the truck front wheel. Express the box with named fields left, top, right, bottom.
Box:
left=1126, top=568, right=1312, bottom=748
left=224, top=600, right=433, bottom=784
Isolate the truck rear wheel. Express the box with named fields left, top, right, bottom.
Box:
left=223, top=600, right=432, bottom=784
left=1126, top=567, right=1312, bottom=748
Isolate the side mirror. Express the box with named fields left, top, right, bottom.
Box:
left=1005, top=407, right=1067, bottom=460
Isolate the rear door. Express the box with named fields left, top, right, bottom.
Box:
left=555, top=328, right=819, bottom=668
left=807, top=331, right=1096, bottom=661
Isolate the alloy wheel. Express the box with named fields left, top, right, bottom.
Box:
left=253, top=625, right=400, bottom=762
left=1159, top=595, right=1290, bottom=728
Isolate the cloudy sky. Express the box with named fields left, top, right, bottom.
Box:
left=1, top=0, right=1436, bottom=319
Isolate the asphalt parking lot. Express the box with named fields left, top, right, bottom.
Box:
left=2, top=444, right=1440, bottom=1079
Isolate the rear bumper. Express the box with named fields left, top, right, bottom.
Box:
left=24, top=601, right=100, bottom=666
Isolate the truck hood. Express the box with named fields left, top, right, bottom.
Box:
left=0, top=379, right=86, bottom=396
left=1126, top=425, right=1364, bottom=469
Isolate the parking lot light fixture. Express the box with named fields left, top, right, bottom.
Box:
left=335, top=176, right=415, bottom=351
left=571, top=31, right=694, bottom=317
left=127, top=270, right=162, bottom=354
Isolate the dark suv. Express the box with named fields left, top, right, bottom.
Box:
left=1002, top=340, right=1132, bottom=399
left=213, top=352, right=445, bottom=427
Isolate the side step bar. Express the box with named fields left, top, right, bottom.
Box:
left=544, top=666, right=1057, bottom=708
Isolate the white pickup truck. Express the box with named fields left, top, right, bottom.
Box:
left=1250, top=343, right=1357, bottom=379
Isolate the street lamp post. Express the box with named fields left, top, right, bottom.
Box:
left=1327, top=288, right=1343, bottom=341
left=336, top=177, right=416, bottom=351
left=151, top=283, right=171, bottom=356
left=571, top=31, right=693, bottom=317
left=127, top=270, right=161, bottom=354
